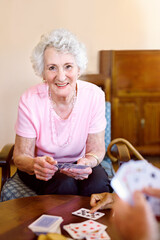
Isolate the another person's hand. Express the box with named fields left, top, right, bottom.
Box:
left=113, top=191, right=159, bottom=240
left=33, top=156, right=58, bottom=181
left=60, top=157, right=92, bottom=180
left=142, top=187, right=160, bottom=198
left=90, top=192, right=116, bottom=213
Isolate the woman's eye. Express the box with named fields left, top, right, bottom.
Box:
left=65, top=65, right=72, bottom=70
left=49, top=66, right=56, bottom=71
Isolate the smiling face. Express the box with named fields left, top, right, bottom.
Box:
left=43, top=47, right=79, bottom=101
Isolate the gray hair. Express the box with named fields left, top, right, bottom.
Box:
left=30, top=29, right=88, bottom=77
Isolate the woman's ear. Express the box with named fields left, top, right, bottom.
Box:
left=42, top=72, right=47, bottom=83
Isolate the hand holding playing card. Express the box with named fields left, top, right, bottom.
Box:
left=34, top=156, right=58, bottom=181
left=142, top=187, right=160, bottom=198
left=111, top=160, right=160, bottom=216
left=113, top=191, right=159, bottom=240
left=60, top=161, right=92, bottom=180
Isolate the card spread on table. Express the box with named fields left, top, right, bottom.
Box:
left=28, top=214, right=63, bottom=234
left=111, top=160, right=160, bottom=216
left=63, top=219, right=110, bottom=240
left=56, top=163, right=89, bottom=170
left=72, top=208, right=105, bottom=220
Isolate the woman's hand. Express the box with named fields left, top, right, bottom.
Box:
left=33, top=156, right=58, bottom=181
left=60, top=158, right=92, bottom=180
left=90, top=192, right=115, bottom=213
left=60, top=167, right=92, bottom=180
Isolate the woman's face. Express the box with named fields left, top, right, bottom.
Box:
left=43, top=47, right=79, bottom=99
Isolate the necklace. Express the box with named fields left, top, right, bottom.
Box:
left=48, top=88, right=77, bottom=147
left=48, top=88, right=77, bottom=110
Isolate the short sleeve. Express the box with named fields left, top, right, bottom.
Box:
left=15, top=94, right=37, bottom=138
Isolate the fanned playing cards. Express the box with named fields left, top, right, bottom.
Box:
left=111, top=160, right=160, bottom=216
left=63, top=220, right=110, bottom=240
left=56, top=163, right=89, bottom=169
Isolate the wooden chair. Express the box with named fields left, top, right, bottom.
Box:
left=0, top=144, right=14, bottom=189
left=0, top=144, right=38, bottom=201
left=107, top=138, right=144, bottom=164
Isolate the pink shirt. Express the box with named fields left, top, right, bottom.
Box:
left=15, top=80, right=106, bottom=163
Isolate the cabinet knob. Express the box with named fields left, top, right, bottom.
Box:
left=140, top=118, right=145, bottom=128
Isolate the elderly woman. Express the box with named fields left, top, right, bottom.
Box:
left=13, top=29, right=112, bottom=196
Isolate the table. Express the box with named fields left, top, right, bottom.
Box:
left=0, top=195, right=119, bottom=240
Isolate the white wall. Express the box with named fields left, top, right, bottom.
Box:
left=0, top=0, right=160, bottom=149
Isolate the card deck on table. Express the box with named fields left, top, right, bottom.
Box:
left=63, top=220, right=109, bottom=240
left=111, top=160, right=160, bottom=216
left=56, top=163, right=89, bottom=170
left=72, top=208, right=105, bottom=220
left=28, top=214, right=63, bottom=234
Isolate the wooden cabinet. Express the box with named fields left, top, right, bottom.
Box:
left=99, top=50, right=160, bottom=155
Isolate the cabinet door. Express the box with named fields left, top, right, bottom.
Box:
left=143, top=102, right=160, bottom=145
left=111, top=98, right=139, bottom=145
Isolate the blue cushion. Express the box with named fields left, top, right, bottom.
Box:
left=0, top=173, right=37, bottom=202
left=101, top=102, right=115, bottom=180
left=105, top=101, right=111, bottom=150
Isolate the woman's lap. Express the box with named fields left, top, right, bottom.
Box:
left=17, top=165, right=112, bottom=196
left=78, top=165, right=113, bottom=196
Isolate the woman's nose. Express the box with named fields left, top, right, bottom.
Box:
left=57, top=69, right=66, bottom=82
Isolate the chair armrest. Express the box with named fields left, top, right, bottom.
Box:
left=107, top=138, right=144, bottom=165
left=0, top=144, right=14, bottom=163
left=0, top=144, right=14, bottom=189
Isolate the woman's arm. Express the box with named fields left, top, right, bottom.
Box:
left=78, top=130, right=106, bottom=168
left=13, top=135, right=58, bottom=180
left=13, top=135, right=36, bottom=174
left=60, top=131, right=105, bottom=179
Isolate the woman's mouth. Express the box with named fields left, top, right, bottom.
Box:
left=56, top=83, right=68, bottom=87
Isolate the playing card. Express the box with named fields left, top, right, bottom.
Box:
left=145, top=162, right=160, bottom=188
left=111, top=160, right=134, bottom=203
left=63, top=224, right=82, bottom=239
left=125, top=161, right=149, bottom=199
left=143, top=163, right=160, bottom=216
left=56, top=163, right=89, bottom=170
left=28, top=214, right=63, bottom=234
left=71, top=219, right=106, bottom=234
left=111, top=160, right=160, bottom=216
left=63, top=220, right=107, bottom=239
left=86, top=230, right=110, bottom=240
left=111, top=160, right=150, bottom=203
left=72, top=208, right=105, bottom=220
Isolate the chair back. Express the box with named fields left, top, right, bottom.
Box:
left=101, top=101, right=115, bottom=180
